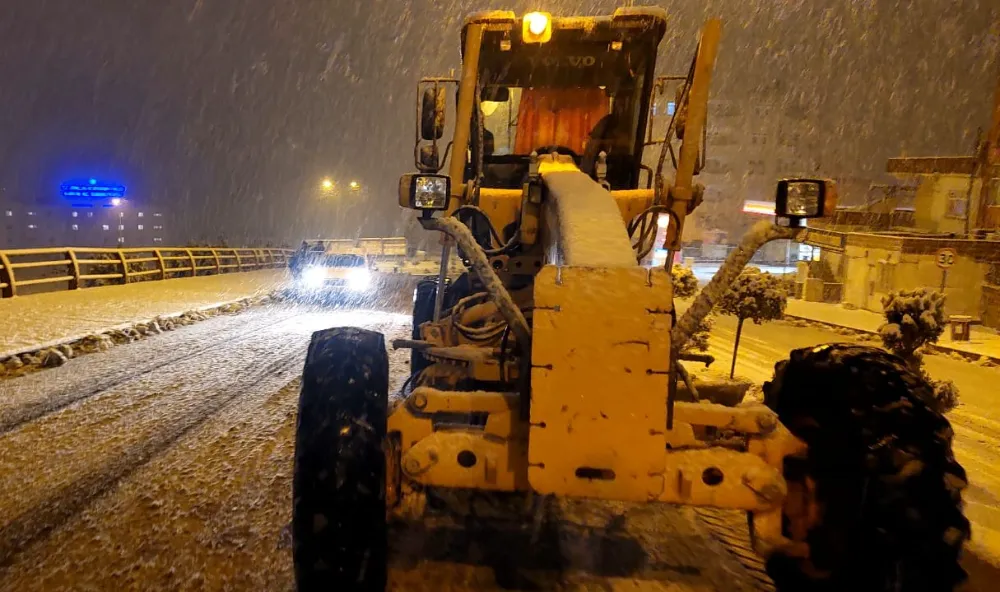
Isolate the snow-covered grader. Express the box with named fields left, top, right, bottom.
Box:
left=292, top=8, right=970, bottom=591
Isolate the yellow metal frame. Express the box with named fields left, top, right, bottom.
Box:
left=389, top=12, right=811, bottom=559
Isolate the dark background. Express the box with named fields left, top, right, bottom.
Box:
left=1, top=0, right=997, bottom=244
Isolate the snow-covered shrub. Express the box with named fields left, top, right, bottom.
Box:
left=878, top=289, right=958, bottom=413
left=879, top=288, right=946, bottom=363
left=671, top=265, right=699, bottom=299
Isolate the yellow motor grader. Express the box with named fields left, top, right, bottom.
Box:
left=292, top=8, right=970, bottom=591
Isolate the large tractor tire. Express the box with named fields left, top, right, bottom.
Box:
left=293, top=327, right=389, bottom=592
left=762, top=344, right=970, bottom=592
left=411, top=279, right=438, bottom=375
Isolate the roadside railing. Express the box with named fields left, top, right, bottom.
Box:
left=0, top=246, right=291, bottom=298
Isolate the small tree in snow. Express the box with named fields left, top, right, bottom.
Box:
left=671, top=265, right=699, bottom=299
left=671, top=265, right=712, bottom=353
left=719, top=269, right=787, bottom=378
left=684, top=316, right=714, bottom=353
left=879, top=289, right=958, bottom=413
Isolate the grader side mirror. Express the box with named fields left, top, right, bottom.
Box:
left=418, top=144, right=440, bottom=172
left=420, top=87, right=447, bottom=141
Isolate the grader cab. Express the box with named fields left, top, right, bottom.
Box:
left=292, top=8, right=970, bottom=591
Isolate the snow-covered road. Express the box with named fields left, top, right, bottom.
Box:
left=0, top=303, right=772, bottom=592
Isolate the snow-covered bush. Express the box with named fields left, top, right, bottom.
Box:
left=878, top=289, right=958, bottom=413
left=685, top=316, right=714, bottom=353
left=879, top=289, right=946, bottom=363
left=670, top=265, right=712, bottom=352
left=671, top=265, right=699, bottom=299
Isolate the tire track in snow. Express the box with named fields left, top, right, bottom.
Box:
left=0, top=307, right=302, bottom=434
left=0, top=347, right=302, bottom=566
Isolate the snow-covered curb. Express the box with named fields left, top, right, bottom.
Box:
left=783, top=314, right=1000, bottom=366
left=0, top=292, right=279, bottom=378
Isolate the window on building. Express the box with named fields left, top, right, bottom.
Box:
left=153, top=225, right=163, bottom=230
left=72, top=211, right=78, bottom=218
left=779, top=131, right=799, bottom=147
left=137, top=224, right=144, bottom=230
left=138, top=212, right=144, bottom=218
left=5, top=210, right=12, bottom=217
left=118, top=224, right=125, bottom=231
left=27, top=224, right=38, bottom=229
left=71, top=224, right=79, bottom=231
left=702, top=158, right=731, bottom=174
left=27, top=211, right=36, bottom=216
left=946, top=190, right=967, bottom=218
left=87, top=212, right=94, bottom=218
left=153, top=213, right=163, bottom=217
left=117, top=237, right=125, bottom=244
left=707, top=131, right=735, bottom=145
left=153, top=237, right=163, bottom=243
left=102, top=224, right=110, bottom=231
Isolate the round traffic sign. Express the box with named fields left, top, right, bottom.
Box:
left=935, top=248, right=956, bottom=269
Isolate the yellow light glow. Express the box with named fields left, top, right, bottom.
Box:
left=657, top=214, right=669, bottom=228
left=525, top=12, right=549, bottom=36
left=349, top=181, right=360, bottom=190
left=742, top=200, right=776, bottom=215
left=111, top=198, right=122, bottom=207
left=321, top=178, right=334, bottom=190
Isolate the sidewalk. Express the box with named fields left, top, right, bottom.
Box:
left=785, top=299, right=1000, bottom=362
left=1, top=270, right=287, bottom=357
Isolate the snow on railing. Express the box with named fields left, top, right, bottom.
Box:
left=0, top=246, right=292, bottom=298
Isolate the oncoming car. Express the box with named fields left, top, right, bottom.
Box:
left=288, top=245, right=375, bottom=303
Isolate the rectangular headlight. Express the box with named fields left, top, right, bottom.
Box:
left=410, top=174, right=451, bottom=210
left=775, top=179, right=837, bottom=219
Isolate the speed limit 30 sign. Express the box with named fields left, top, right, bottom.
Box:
left=935, top=248, right=956, bottom=269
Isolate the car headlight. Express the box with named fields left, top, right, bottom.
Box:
left=347, top=268, right=371, bottom=291
left=301, top=266, right=327, bottom=289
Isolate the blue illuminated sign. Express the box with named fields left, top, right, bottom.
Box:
left=60, top=179, right=127, bottom=199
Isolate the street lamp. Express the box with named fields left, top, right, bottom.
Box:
left=111, top=197, right=122, bottom=207
left=349, top=180, right=360, bottom=191
left=321, top=178, right=334, bottom=191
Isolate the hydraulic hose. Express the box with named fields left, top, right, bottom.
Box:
left=672, top=220, right=805, bottom=354
left=420, top=216, right=532, bottom=353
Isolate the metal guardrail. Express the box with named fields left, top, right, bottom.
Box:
left=0, top=246, right=292, bottom=298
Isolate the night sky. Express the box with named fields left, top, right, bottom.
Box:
left=1, top=1, right=997, bottom=245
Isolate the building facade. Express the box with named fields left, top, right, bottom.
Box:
left=644, top=96, right=824, bottom=244
left=1, top=199, right=172, bottom=249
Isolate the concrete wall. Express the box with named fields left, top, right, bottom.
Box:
left=840, top=244, right=901, bottom=312
left=838, top=241, right=987, bottom=317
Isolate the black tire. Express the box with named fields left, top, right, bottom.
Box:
left=762, top=344, right=970, bottom=592
left=293, top=327, right=389, bottom=591
left=411, top=280, right=438, bottom=374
